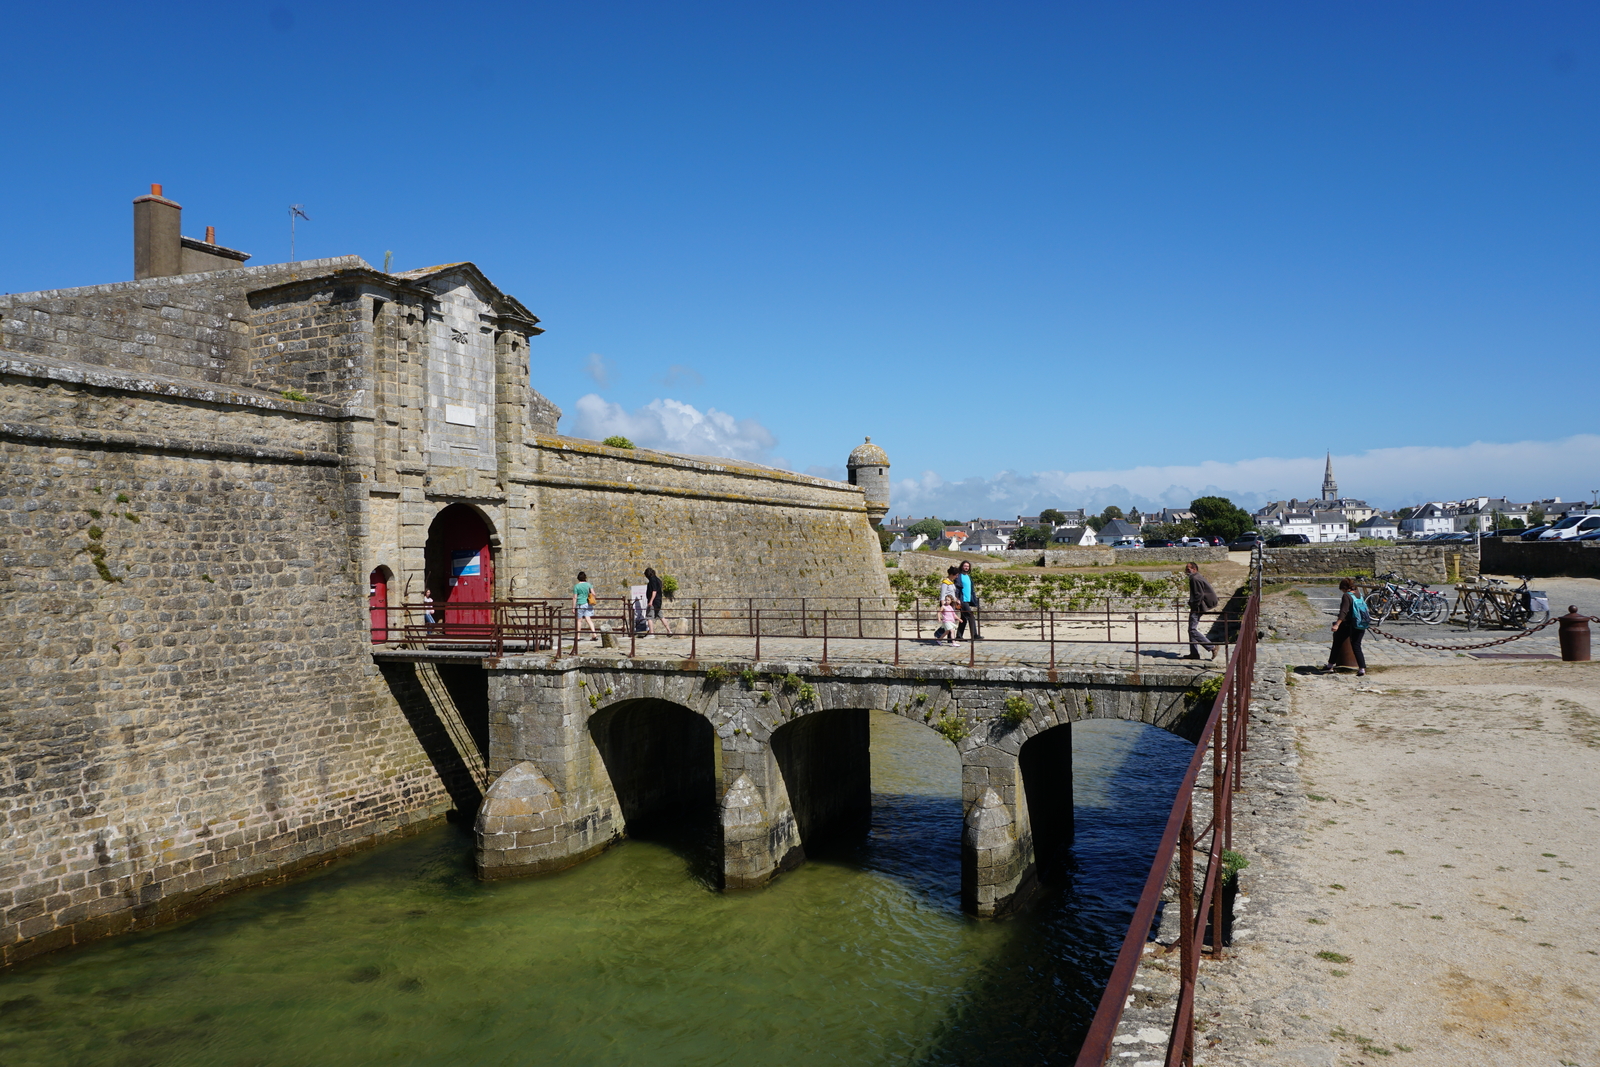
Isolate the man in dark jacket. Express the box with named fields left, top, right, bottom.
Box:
left=1185, top=562, right=1218, bottom=660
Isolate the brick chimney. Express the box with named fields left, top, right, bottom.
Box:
left=131, top=185, right=251, bottom=279
left=133, top=184, right=182, bottom=280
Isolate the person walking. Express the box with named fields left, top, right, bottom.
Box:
left=1185, top=562, right=1218, bottom=660
left=935, top=566, right=960, bottom=645
left=573, top=570, right=599, bottom=641
left=1327, top=577, right=1368, bottom=676
left=644, top=567, right=672, bottom=636
left=955, top=559, right=982, bottom=641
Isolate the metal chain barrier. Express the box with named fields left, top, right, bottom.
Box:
left=1367, top=616, right=1557, bottom=652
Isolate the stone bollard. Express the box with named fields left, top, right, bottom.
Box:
left=1558, top=607, right=1592, bottom=662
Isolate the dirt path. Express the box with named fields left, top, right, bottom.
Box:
left=1192, top=660, right=1600, bottom=1067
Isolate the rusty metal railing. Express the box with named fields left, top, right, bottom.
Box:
left=1073, top=589, right=1260, bottom=1067
left=371, top=594, right=1251, bottom=667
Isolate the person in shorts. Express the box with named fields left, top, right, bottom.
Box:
left=644, top=566, right=672, bottom=636
left=573, top=571, right=598, bottom=641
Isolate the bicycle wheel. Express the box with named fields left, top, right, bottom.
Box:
left=1366, top=591, right=1393, bottom=625
left=1420, top=593, right=1448, bottom=625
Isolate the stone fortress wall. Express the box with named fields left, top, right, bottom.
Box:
left=0, top=356, right=452, bottom=966
left=1, top=238, right=889, bottom=964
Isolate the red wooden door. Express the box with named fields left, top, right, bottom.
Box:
left=432, top=505, right=494, bottom=627
left=368, top=569, right=388, bottom=642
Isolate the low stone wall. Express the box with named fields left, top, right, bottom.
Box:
left=887, top=545, right=1226, bottom=571
left=1481, top=537, right=1600, bottom=579
left=1115, top=546, right=1227, bottom=564
left=1260, top=544, right=1479, bottom=583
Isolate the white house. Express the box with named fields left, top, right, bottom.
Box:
left=888, top=533, right=928, bottom=552
left=1095, top=519, right=1141, bottom=545
left=1400, top=503, right=1455, bottom=538
left=1051, top=525, right=1097, bottom=547
left=1355, top=515, right=1398, bottom=540
left=961, top=530, right=1011, bottom=553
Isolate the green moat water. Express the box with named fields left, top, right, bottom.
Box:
left=0, top=715, right=1192, bottom=1066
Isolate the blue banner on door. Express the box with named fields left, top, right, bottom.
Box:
left=450, top=549, right=481, bottom=586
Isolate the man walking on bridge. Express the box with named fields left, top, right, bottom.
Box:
left=1185, top=561, right=1218, bottom=660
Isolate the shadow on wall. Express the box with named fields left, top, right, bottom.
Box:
left=588, top=699, right=721, bottom=885
left=770, top=708, right=872, bottom=859
left=380, top=662, right=491, bottom=819
left=1019, top=724, right=1074, bottom=886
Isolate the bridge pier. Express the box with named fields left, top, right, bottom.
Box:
left=469, top=657, right=1204, bottom=916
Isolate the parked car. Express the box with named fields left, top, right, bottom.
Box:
left=1112, top=538, right=1142, bottom=548
left=1143, top=538, right=1176, bottom=548
left=1520, top=525, right=1552, bottom=541
left=1538, top=515, right=1600, bottom=540
left=1265, top=534, right=1311, bottom=547
left=1576, top=528, right=1600, bottom=542
left=1177, top=537, right=1211, bottom=547
left=1205, top=535, right=1226, bottom=546
left=1227, top=533, right=1264, bottom=551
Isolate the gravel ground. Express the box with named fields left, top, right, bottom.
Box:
left=1189, top=658, right=1600, bottom=1067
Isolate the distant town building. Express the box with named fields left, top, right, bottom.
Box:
left=961, top=530, right=1011, bottom=553
left=1355, top=515, right=1399, bottom=540
left=1052, top=525, right=1097, bottom=547
left=1095, top=518, right=1142, bottom=544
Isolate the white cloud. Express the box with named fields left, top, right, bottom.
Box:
left=569, top=394, right=779, bottom=464
left=582, top=352, right=613, bottom=388
left=890, top=435, right=1600, bottom=519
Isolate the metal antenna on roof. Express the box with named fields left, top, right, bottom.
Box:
left=289, top=204, right=310, bottom=261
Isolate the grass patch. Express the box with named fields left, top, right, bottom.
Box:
left=1316, top=951, right=1352, bottom=963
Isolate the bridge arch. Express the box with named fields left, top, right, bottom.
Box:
left=768, top=708, right=871, bottom=857
left=587, top=697, right=719, bottom=845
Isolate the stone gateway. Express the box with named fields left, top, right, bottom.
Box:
left=0, top=189, right=889, bottom=965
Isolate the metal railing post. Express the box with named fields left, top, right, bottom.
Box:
left=1178, top=804, right=1197, bottom=1064
left=1133, top=612, right=1140, bottom=662
left=691, top=601, right=698, bottom=660
left=821, top=609, right=829, bottom=666
left=1049, top=610, right=1055, bottom=669
left=755, top=608, right=762, bottom=662
left=894, top=609, right=900, bottom=666
left=801, top=597, right=807, bottom=638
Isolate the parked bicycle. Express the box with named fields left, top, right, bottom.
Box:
left=1456, top=576, right=1549, bottom=631
left=1364, top=572, right=1448, bottom=626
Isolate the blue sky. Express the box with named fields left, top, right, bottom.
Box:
left=4, top=2, right=1598, bottom=515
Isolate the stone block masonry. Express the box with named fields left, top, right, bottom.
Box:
left=1, top=247, right=895, bottom=965
left=0, top=359, right=454, bottom=966
left=472, top=657, right=1208, bottom=917
left=1260, top=543, right=1478, bottom=583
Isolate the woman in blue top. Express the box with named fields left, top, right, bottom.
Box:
left=573, top=571, right=598, bottom=641
left=1327, top=577, right=1367, bottom=676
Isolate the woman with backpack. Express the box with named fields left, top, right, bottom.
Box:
left=1328, top=577, right=1369, bottom=676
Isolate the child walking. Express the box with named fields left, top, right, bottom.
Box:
left=936, top=566, right=961, bottom=645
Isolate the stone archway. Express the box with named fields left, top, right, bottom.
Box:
left=425, top=504, right=495, bottom=627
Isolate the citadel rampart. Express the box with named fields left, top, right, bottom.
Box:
left=1, top=239, right=890, bottom=964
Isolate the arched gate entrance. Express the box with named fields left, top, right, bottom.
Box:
left=426, top=505, right=495, bottom=627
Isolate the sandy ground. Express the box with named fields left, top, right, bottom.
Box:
left=1192, top=658, right=1600, bottom=1067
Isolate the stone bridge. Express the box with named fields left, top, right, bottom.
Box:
left=405, top=654, right=1213, bottom=917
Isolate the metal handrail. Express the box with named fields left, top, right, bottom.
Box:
left=1072, top=590, right=1259, bottom=1067
left=372, top=595, right=1251, bottom=667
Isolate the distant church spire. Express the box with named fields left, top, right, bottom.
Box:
left=1322, top=452, right=1338, bottom=501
